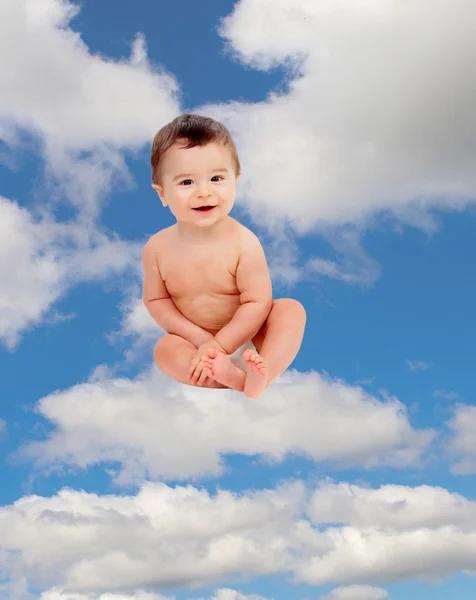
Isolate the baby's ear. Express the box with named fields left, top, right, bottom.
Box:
left=151, top=183, right=167, bottom=207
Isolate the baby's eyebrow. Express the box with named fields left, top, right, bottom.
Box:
left=173, top=167, right=229, bottom=182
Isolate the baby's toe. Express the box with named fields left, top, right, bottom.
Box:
left=243, top=349, right=254, bottom=361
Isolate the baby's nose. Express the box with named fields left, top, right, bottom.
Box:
left=197, top=185, right=212, bottom=197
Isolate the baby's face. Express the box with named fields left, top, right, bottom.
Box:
left=153, top=140, right=238, bottom=228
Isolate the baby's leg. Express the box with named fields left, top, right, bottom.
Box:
left=154, top=334, right=227, bottom=388
left=244, top=298, right=306, bottom=398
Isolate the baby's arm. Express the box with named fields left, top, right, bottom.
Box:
left=214, top=231, right=273, bottom=355
left=142, top=239, right=214, bottom=348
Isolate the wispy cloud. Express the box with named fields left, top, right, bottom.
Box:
left=354, top=377, right=376, bottom=387
left=406, top=359, right=431, bottom=372
left=434, top=389, right=460, bottom=401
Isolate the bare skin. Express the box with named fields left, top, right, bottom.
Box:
left=153, top=295, right=306, bottom=398
left=143, top=141, right=306, bottom=397
left=145, top=220, right=306, bottom=397
left=202, top=348, right=268, bottom=399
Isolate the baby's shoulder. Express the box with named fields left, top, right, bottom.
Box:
left=220, top=220, right=259, bottom=257
left=229, top=219, right=258, bottom=242
left=232, top=221, right=264, bottom=252
left=143, top=227, right=172, bottom=252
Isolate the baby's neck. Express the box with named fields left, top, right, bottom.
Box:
left=175, top=217, right=233, bottom=243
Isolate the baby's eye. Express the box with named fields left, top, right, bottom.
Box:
left=211, top=175, right=223, bottom=182
left=180, top=179, right=193, bottom=186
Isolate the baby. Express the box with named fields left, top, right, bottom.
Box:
left=142, top=114, right=306, bottom=398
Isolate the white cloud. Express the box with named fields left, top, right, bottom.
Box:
left=0, top=0, right=182, bottom=346
left=208, top=0, right=476, bottom=234
left=2, top=481, right=476, bottom=593
left=205, top=590, right=270, bottom=600
left=18, top=369, right=434, bottom=484
left=0, top=196, right=141, bottom=350
left=306, top=229, right=381, bottom=287
left=41, top=591, right=170, bottom=600
left=307, top=482, right=476, bottom=530
left=433, top=389, right=460, bottom=401
left=446, top=404, right=476, bottom=474
left=39, top=590, right=268, bottom=600
left=0, top=0, right=179, bottom=217
left=296, top=481, right=476, bottom=585
left=0, top=197, right=64, bottom=349
left=353, top=378, right=375, bottom=387
left=117, top=296, right=158, bottom=341
left=319, top=585, right=389, bottom=600
left=0, top=482, right=305, bottom=592
left=107, top=294, right=162, bottom=366
left=296, top=522, right=476, bottom=586
left=405, top=360, right=431, bottom=372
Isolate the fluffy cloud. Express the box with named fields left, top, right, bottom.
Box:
left=39, top=591, right=269, bottom=600
left=0, top=482, right=305, bottom=592
left=202, top=591, right=269, bottom=600
left=2, top=481, right=476, bottom=594
left=109, top=294, right=161, bottom=366
left=296, top=482, right=476, bottom=585
left=0, top=196, right=141, bottom=349
left=0, top=0, right=180, bottom=346
left=18, top=369, right=434, bottom=484
left=0, top=0, right=179, bottom=216
left=206, top=0, right=476, bottom=233
left=116, top=296, right=158, bottom=341
left=446, top=404, right=476, bottom=474
left=319, top=586, right=389, bottom=600
left=41, top=592, right=169, bottom=600
left=307, top=481, right=476, bottom=530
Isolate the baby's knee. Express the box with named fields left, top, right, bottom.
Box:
left=154, top=334, right=176, bottom=364
left=291, top=298, right=306, bottom=316
left=280, top=298, right=306, bottom=320
left=154, top=336, right=166, bottom=364
left=154, top=334, right=195, bottom=365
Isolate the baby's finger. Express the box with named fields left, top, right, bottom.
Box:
left=197, top=366, right=209, bottom=386
left=189, top=356, right=200, bottom=378
left=196, top=365, right=208, bottom=386
left=190, top=362, right=203, bottom=385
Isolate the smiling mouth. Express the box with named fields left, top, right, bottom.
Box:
left=193, top=206, right=216, bottom=212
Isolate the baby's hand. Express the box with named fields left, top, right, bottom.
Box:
left=189, top=339, right=227, bottom=386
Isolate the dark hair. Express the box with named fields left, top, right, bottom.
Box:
left=150, top=113, right=241, bottom=184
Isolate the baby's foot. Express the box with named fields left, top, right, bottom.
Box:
left=243, top=350, right=269, bottom=399
left=202, top=349, right=246, bottom=392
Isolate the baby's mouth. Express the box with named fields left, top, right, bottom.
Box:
left=193, top=206, right=215, bottom=212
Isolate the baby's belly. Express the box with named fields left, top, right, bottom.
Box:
left=175, top=293, right=241, bottom=334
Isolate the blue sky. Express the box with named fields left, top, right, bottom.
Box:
left=1, top=1, right=476, bottom=599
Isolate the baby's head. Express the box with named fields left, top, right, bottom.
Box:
left=150, top=114, right=241, bottom=229
left=151, top=114, right=240, bottom=184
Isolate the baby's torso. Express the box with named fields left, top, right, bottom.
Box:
left=156, top=220, right=243, bottom=334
